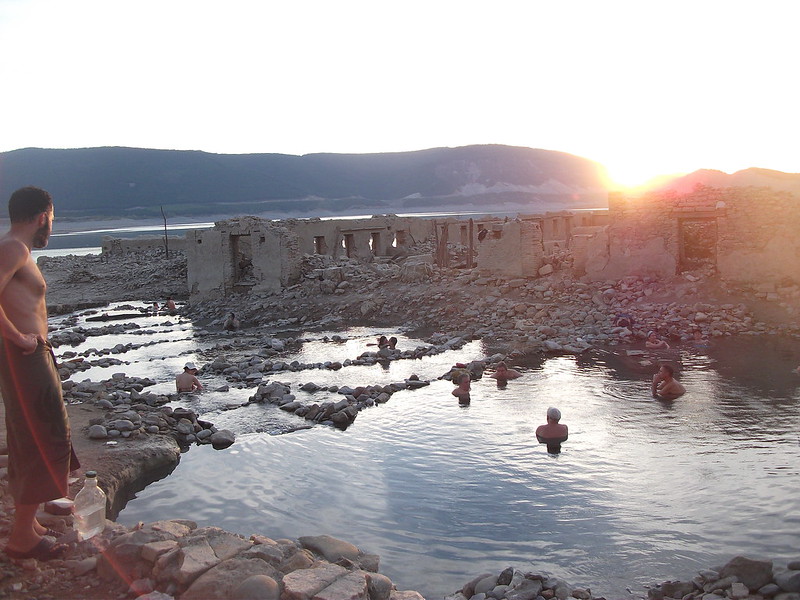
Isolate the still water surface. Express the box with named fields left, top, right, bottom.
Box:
left=54, top=306, right=800, bottom=598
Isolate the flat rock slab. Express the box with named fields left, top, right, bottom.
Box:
left=181, top=557, right=279, bottom=600
left=283, top=564, right=348, bottom=600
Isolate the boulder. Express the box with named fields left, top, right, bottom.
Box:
left=298, top=534, right=361, bottom=563
left=210, top=430, right=236, bottom=449
left=719, top=556, right=774, bottom=591
left=232, top=575, right=281, bottom=600
left=181, top=557, right=279, bottom=600
left=776, top=570, right=800, bottom=593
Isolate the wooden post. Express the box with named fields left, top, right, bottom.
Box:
left=433, top=220, right=440, bottom=266
left=160, top=206, right=169, bottom=257
left=467, top=218, right=474, bottom=268
left=441, top=223, right=449, bottom=267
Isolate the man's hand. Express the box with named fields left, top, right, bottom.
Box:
left=17, top=332, right=45, bottom=355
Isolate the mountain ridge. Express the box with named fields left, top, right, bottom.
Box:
left=0, top=145, right=609, bottom=218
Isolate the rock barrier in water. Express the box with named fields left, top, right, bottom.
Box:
left=248, top=378, right=430, bottom=430
left=446, top=556, right=800, bottom=600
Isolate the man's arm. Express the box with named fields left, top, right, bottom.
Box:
left=658, top=380, right=685, bottom=400
left=192, top=375, right=203, bottom=391
left=0, top=240, right=42, bottom=353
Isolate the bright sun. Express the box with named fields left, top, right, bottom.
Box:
left=602, top=156, right=692, bottom=191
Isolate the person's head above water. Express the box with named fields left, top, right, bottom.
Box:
left=546, top=407, right=561, bottom=422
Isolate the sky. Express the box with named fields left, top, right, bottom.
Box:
left=0, top=0, right=797, bottom=187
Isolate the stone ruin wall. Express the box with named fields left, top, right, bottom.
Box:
left=714, top=187, right=800, bottom=286
left=102, top=235, right=187, bottom=256
left=286, top=216, right=435, bottom=260
left=475, top=219, right=545, bottom=278
left=185, top=211, right=613, bottom=299
left=584, top=186, right=800, bottom=286
left=187, top=217, right=300, bottom=298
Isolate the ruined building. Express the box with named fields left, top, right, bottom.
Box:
left=185, top=186, right=799, bottom=298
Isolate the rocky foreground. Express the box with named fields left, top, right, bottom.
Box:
left=0, top=248, right=797, bottom=599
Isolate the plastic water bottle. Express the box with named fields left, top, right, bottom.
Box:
left=73, top=471, right=107, bottom=540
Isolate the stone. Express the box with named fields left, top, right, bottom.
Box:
left=357, top=553, right=379, bottom=573
left=729, top=582, right=751, bottom=599
left=758, top=583, right=782, bottom=597
left=314, top=570, right=369, bottom=600
left=367, top=572, right=394, bottom=600
left=210, top=430, right=236, bottom=449
left=231, top=575, right=280, bottom=600
left=174, top=540, right=221, bottom=586
left=191, top=527, right=252, bottom=561
left=505, top=579, right=544, bottom=600
left=242, top=543, right=284, bottom=566
left=497, top=568, right=515, bottom=586
left=88, top=424, right=108, bottom=439
left=462, top=573, right=493, bottom=598
left=282, top=564, right=348, bottom=600
left=719, top=556, right=773, bottom=591
left=660, top=580, right=695, bottom=599
left=474, top=575, right=499, bottom=595
left=539, top=264, right=554, bottom=276
left=181, top=557, right=279, bottom=600
left=280, top=549, right=315, bottom=572
left=299, top=534, right=361, bottom=563
left=775, top=570, right=800, bottom=593
left=142, top=540, right=180, bottom=563
left=388, top=593, right=425, bottom=600
left=68, top=556, right=98, bottom=577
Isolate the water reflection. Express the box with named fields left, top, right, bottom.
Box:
left=54, top=308, right=800, bottom=598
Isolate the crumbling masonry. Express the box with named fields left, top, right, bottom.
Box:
left=185, top=187, right=799, bottom=299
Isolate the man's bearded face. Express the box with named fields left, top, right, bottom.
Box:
left=32, top=211, right=53, bottom=249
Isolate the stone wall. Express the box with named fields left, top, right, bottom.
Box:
left=187, top=217, right=300, bottom=298
left=585, top=187, right=800, bottom=285
left=476, top=219, right=545, bottom=277
left=286, top=215, right=435, bottom=259
left=715, top=187, right=800, bottom=284
left=102, top=235, right=187, bottom=255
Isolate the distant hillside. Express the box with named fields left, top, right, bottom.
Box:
left=0, top=145, right=610, bottom=219
left=654, top=167, right=800, bottom=196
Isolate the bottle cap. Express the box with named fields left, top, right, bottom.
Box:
left=85, top=470, right=97, bottom=478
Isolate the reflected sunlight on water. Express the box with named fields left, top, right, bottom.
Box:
left=54, top=307, right=800, bottom=598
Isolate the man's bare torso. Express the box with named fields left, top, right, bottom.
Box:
left=0, top=237, right=49, bottom=339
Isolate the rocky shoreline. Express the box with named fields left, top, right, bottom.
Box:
left=0, top=247, right=797, bottom=598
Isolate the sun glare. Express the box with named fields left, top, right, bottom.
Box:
left=605, top=163, right=661, bottom=191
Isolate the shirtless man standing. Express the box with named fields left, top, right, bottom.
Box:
left=0, top=187, right=79, bottom=560
left=652, top=364, right=686, bottom=400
